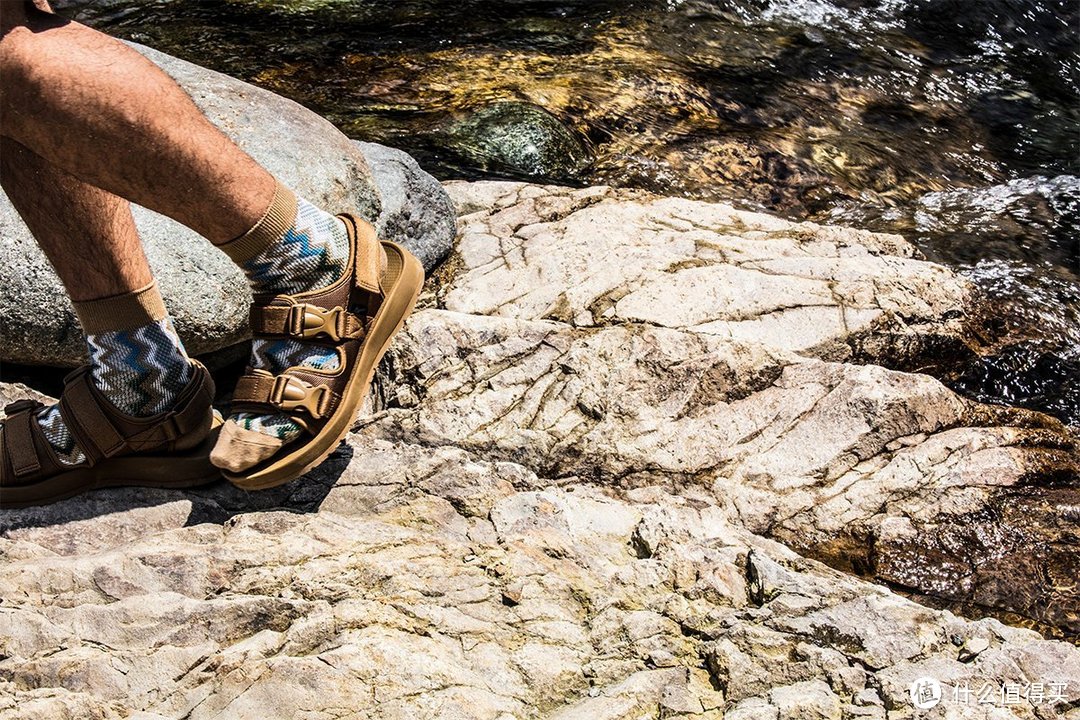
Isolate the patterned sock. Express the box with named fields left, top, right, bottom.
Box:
left=211, top=182, right=350, bottom=467
left=37, top=282, right=193, bottom=466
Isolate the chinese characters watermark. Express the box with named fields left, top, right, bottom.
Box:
left=909, top=678, right=1069, bottom=709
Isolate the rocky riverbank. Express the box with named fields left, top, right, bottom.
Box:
left=2, top=39, right=1078, bottom=720
left=2, top=181, right=1078, bottom=719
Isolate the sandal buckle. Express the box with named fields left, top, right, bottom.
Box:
left=271, top=376, right=328, bottom=419
left=290, top=304, right=344, bottom=342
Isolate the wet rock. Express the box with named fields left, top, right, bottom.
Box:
left=444, top=102, right=591, bottom=181
left=224, top=0, right=354, bottom=13
left=0, top=44, right=451, bottom=368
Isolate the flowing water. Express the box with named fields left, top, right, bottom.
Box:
left=51, top=0, right=1079, bottom=636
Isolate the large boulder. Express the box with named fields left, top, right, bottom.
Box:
left=0, top=43, right=454, bottom=368
left=355, top=141, right=457, bottom=274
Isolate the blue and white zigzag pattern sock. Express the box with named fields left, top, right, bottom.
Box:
left=36, top=318, right=192, bottom=467
left=232, top=196, right=350, bottom=443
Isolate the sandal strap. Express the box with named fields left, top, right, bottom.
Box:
left=123, top=366, right=216, bottom=453
left=2, top=406, right=46, bottom=478
left=353, top=217, right=383, bottom=295
left=57, top=362, right=215, bottom=463
left=250, top=303, right=366, bottom=343
left=59, top=368, right=126, bottom=464
left=232, top=372, right=338, bottom=421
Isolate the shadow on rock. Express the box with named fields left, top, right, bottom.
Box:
left=0, top=443, right=350, bottom=535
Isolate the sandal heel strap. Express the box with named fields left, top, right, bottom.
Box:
left=349, top=216, right=383, bottom=295
left=126, top=363, right=216, bottom=451
left=4, top=410, right=43, bottom=478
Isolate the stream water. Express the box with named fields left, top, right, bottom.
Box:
left=49, top=0, right=1078, bottom=638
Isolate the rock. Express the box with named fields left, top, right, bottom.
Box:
left=0, top=383, right=52, bottom=413
left=354, top=141, right=457, bottom=274
left=379, top=183, right=1079, bottom=636
left=2, top=181, right=1078, bottom=719
left=0, top=44, right=453, bottom=368
left=958, top=636, right=991, bottom=662
left=3, top=472, right=1075, bottom=719
left=769, top=680, right=841, bottom=720
left=444, top=102, right=591, bottom=181
left=438, top=181, right=971, bottom=370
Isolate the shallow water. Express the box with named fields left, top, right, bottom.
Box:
left=56, top=0, right=1079, bottom=424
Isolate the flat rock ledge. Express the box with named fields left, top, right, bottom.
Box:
left=1, top=182, right=1078, bottom=719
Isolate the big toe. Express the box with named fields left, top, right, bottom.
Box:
left=210, top=420, right=284, bottom=473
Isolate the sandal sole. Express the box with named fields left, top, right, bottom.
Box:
left=223, top=237, right=424, bottom=490
left=0, top=424, right=222, bottom=509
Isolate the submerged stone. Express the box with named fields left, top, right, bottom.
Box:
left=444, top=102, right=591, bottom=181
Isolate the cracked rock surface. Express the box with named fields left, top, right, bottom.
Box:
left=2, top=182, right=1078, bottom=719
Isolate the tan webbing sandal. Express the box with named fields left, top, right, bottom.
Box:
left=0, top=361, right=219, bottom=509
left=218, top=214, right=424, bottom=490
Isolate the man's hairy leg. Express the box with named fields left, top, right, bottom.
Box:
left=0, top=137, right=195, bottom=468
left=0, top=4, right=275, bottom=243
left=0, top=136, right=150, bottom=301
left=1, top=5, right=363, bottom=473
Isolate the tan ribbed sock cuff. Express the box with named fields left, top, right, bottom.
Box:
left=214, top=180, right=298, bottom=265
left=73, top=280, right=168, bottom=335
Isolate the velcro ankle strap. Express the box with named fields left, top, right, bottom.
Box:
left=59, top=369, right=125, bottom=464
left=3, top=409, right=43, bottom=478
left=351, top=217, right=382, bottom=294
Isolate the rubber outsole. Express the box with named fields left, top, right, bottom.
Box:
left=0, top=424, right=222, bottom=509
left=222, top=238, right=425, bottom=490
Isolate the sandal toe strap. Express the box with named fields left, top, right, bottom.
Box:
left=232, top=372, right=339, bottom=422
left=250, top=303, right=366, bottom=343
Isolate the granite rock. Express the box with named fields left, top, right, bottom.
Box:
left=0, top=45, right=453, bottom=368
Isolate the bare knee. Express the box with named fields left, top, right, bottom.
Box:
left=1, top=1, right=65, bottom=79
left=0, top=4, right=71, bottom=141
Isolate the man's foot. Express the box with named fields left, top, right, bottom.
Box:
left=211, top=208, right=424, bottom=489
left=0, top=361, right=218, bottom=508
left=0, top=282, right=218, bottom=507
left=210, top=183, right=353, bottom=473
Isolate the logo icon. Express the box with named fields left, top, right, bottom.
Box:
left=910, top=676, right=943, bottom=709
